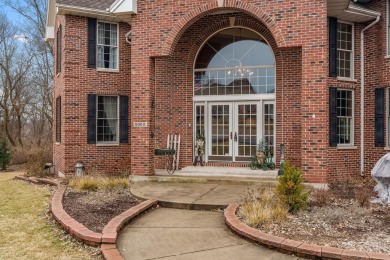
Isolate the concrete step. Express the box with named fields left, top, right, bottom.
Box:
left=130, top=166, right=278, bottom=185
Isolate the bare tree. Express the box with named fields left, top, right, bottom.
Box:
left=0, top=13, right=34, bottom=147
left=1, top=0, right=54, bottom=147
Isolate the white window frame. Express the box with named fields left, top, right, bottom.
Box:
left=96, top=95, right=119, bottom=145
left=96, top=21, right=119, bottom=72
left=336, top=89, right=354, bottom=147
left=337, top=21, right=354, bottom=81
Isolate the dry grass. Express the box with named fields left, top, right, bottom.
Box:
left=239, top=186, right=288, bottom=228
left=25, top=147, right=53, bottom=177
left=69, top=175, right=130, bottom=191
left=0, top=171, right=98, bottom=260
left=311, top=188, right=332, bottom=207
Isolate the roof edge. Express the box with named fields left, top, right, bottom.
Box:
left=57, top=3, right=112, bottom=16
left=348, top=2, right=381, bottom=18
left=45, top=0, right=134, bottom=41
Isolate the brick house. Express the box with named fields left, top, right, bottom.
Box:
left=46, top=0, right=390, bottom=183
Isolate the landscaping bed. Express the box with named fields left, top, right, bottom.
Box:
left=63, top=188, right=141, bottom=233
left=263, top=199, right=390, bottom=254
left=239, top=162, right=390, bottom=255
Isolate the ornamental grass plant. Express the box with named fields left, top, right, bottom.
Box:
left=239, top=185, right=288, bottom=228
left=69, top=174, right=130, bottom=191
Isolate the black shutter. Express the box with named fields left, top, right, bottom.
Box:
left=56, top=96, right=61, bottom=143
left=56, top=25, right=62, bottom=74
left=375, top=88, right=385, bottom=147
left=329, top=17, right=338, bottom=77
left=120, top=96, right=129, bottom=144
left=87, top=94, right=97, bottom=144
left=329, top=87, right=337, bottom=146
left=87, top=18, right=97, bottom=68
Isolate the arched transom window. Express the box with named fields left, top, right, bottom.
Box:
left=194, top=28, right=275, bottom=96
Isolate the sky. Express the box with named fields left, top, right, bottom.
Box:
left=3, top=5, right=23, bottom=22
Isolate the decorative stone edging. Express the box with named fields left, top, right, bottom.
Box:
left=101, top=244, right=125, bottom=260
left=15, top=175, right=158, bottom=259
left=224, top=204, right=390, bottom=260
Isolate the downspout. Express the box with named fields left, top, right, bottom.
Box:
left=360, top=15, right=380, bottom=176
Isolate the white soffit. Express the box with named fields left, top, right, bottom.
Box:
left=56, top=4, right=119, bottom=22
left=45, top=0, right=56, bottom=40
left=328, top=0, right=380, bottom=22
left=109, top=0, right=137, bottom=15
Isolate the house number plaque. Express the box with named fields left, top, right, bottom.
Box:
left=133, top=122, right=148, bottom=128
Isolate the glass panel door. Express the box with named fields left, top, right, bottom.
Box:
left=234, top=103, right=258, bottom=162
left=264, top=102, right=275, bottom=160
left=208, top=103, right=232, bottom=161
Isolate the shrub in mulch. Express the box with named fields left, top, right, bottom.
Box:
left=328, top=177, right=376, bottom=207
left=277, top=162, right=308, bottom=213
left=310, top=188, right=333, bottom=207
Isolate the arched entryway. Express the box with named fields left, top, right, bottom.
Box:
left=193, top=27, right=276, bottom=163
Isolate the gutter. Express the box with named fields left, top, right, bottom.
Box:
left=360, top=15, right=380, bottom=176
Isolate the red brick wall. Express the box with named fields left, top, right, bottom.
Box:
left=326, top=0, right=389, bottom=181
left=130, top=0, right=328, bottom=181
left=54, top=0, right=390, bottom=182
left=53, top=15, right=66, bottom=175
left=364, top=0, right=390, bottom=175
left=326, top=22, right=363, bottom=181
left=53, top=15, right=132, bottom=175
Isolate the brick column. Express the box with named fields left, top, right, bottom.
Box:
left=300, top=45, right=328, bottom=182
left=130, top=55, right=154, bottom=175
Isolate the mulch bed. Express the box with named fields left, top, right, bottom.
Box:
left=260, top=179, right=390, bottom=254
left=263, top=200, right=390, bottom=254
left=62, top=189, right=140, bottom=233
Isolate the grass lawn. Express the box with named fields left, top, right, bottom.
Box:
left=0, top=171, right=99, bottom=260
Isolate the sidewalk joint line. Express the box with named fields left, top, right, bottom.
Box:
left=191, top=184, right=220, bottom=204
left=146, top=243, right=245, bottom=259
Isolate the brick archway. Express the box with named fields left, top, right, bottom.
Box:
left=161, top=0, right=286, bottom=57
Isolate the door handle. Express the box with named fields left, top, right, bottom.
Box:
left=230, top=132, right=233, bottom=140
left=234, top=132, right=237, bottom=142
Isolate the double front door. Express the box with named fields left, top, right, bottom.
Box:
left=195, top=101, right=275, bottom=162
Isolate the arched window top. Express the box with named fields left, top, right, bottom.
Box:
left=195, top=28, right=275, bottom=70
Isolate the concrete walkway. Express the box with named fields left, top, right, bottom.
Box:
left=130, top=182, right=268, bottom=209
left=117, top=208, right=299, bottom=260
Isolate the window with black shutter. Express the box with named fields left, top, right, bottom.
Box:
left=56, top=96, right=61, bottom=143
left=88, top=95, right=129, bottom=144
left=329, top=88, right=354, bottom=146
left=56, top=25, right=62, bottom=74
